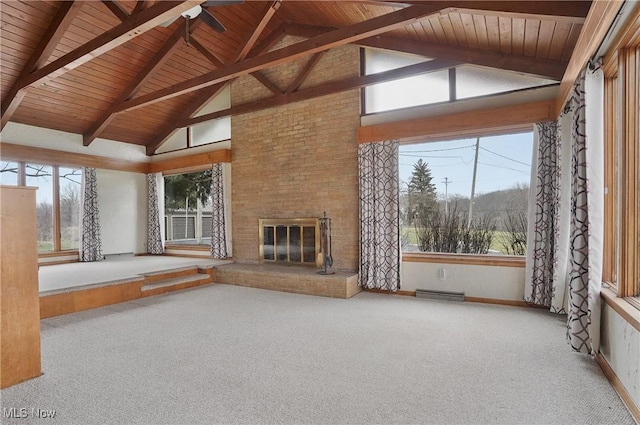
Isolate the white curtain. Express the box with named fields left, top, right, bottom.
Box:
left=210, top=163, right=228, bottom=259
left=147, top=173, right=164, bottom=255
left=358, top=140, right=400, bottom=291
left=525, top=68, right=604, bottom=355
left=79, top=167, right=103, bottom=262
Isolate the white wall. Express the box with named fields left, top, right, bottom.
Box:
left=600, top=303, right=640, bottom=409
left=0, top=122, right=149, bottom=163
left=401, top=261, right=525, bottom=301
left=96, top=169, right=147, bottom=255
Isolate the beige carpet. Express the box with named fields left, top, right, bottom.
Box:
left=1, top=284, right=634, bottom=424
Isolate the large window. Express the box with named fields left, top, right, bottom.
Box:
left=363, top=48, right=557, bottom=114
left=164, top=170, right=213, bottom=246
left=399, top=132, right=532, bottom=255
left=603, top=30, right=639, bottom=302
left=1, top=161, right=82, bottom=253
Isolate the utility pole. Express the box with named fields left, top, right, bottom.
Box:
left=442, top=177, right=452, bottom=215
left=468, top=137, right=480, bottom=228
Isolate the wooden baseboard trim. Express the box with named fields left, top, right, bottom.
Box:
left=365, top=290, right=544, bottom=309
left=465, top=296, right=547, bottom=308
left=595, top=353, right=640, bottom=423
left=38, top=259, right=79, bottom=266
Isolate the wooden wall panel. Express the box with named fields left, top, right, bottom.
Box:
left=357, top=100, right=554, bottom=144
left=1, top=186, right=41, bottom=388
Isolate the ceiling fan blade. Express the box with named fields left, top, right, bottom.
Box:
left=202, top=0, right=244, bottom=6
left=199, top=9, right=226, bottom=33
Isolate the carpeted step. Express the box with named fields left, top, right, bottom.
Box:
left=141, top=273, right=211, bottom=292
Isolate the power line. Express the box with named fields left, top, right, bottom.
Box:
left=398, top=153, right=469, bottom=159
left=478, top=161, right=530, bottom=176
left=479, top=146, right=531, bottom=167
left=400, top=144, right=475, bottom=153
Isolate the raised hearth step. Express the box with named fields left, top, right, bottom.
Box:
left=141, top=273, right=211, bottom=292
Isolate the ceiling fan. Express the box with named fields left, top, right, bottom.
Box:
left=160, top=1, right=244, bottom=35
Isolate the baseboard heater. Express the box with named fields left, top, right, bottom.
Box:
left=415, top=289, right=465, bottom=302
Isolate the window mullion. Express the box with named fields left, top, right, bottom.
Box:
left=53, top=166, right=61, bottom=252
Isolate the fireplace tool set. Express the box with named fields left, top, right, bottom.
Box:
left=318, top=212, right=335, bottom=275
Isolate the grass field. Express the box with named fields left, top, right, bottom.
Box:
left=402, top=227, right=516, bottom=254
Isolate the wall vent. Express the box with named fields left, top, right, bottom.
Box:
left=415, top=289, right=465, bottom=302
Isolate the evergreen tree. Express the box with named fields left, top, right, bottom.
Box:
left=407, top=159, right=438, bottom=225
left=164, top=170, right=213, bottom=212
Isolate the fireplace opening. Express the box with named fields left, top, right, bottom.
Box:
left=259, top=219, right=320, bottom=267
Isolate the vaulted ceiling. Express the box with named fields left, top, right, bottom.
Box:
left=0, top=1, right=591, bottom=155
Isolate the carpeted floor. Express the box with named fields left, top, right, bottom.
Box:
left=1, top=284, right=635, bottom=425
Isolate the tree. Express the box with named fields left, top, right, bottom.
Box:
left=164, top=170, right=213, bottom=212
left=407, top=159, right=438, bottom=225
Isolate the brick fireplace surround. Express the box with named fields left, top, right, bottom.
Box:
left=217, top=38, right=362, bottom=298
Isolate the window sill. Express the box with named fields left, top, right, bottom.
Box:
left=402, top=252, right=525, bottom=268
left=164, top=244, right=210, bottom=251
left=601, top=286, right=640, bottom=332
left=38, top=250, right=79, bottom=258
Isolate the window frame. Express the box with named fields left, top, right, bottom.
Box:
left=398, top=131, right=533, bottom=258
left=2, top=161, right=81, bottom=255
left=162, top=165, right=214, bottom=250
left=602, top=17, right=640, bottom=305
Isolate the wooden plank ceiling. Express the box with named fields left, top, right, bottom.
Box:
left=0, top=0, right=590, bottom=155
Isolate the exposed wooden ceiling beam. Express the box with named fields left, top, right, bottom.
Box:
left=284, top=23, right=566, bottom=80
left=145, top=82, right=231, bottom=155
left=22, top=1, right=201, bottom=90
left=252, top=72, right=283, bottom=96
left=102, top=0, right=131, bottom=22
left=132, top=1, right=151, bottom=14
left=117, top=5, right=446, bottom=113
left=358, top=35, right=567, bottom=80
left=182, top=58, right=459, bottom=127
left=144, top=2, right=282, bottom=154
left=285, top=52, right=325, bottom=94
left=555, top=0, right=625, bottom=115
left=189, top=36, right=227, bottom=68
left=83, top=20, right=191, bottom=146
left=349, top=1, right=591, bottom=21
left=1, top=2, right=83, bottom=129
left=234, top=0, right=282, bottom=62
left=246, top=24, right=287, bottom=59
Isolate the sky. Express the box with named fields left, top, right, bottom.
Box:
left=399, top=132, right=533, bottom=199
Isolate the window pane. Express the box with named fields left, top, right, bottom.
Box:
left=59, top=167, right=82, bottom=250
left=0, top=161, right=18, bottom=185
left=456, top=65, right=557, bottom=100
left=164, top=170, right=213, bottom=245
left=399, top=133, right=532, bottom=255
left=364, top=49, right=448, bottom=113
left=26, top=164, right=54, bottom=252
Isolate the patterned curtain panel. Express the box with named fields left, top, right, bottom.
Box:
left=210, top=163, right=228, bottom=259
left=79, top=167, right=103, bottom=262
left=524, top=118, right=572, bottom=313
left=147, top=173, right=164, bottom=255
left=358, top=140, right=400, bottom=291
left=526, top=69, right=604, bottom=355
left=567, top=69, right=603, bottom=355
